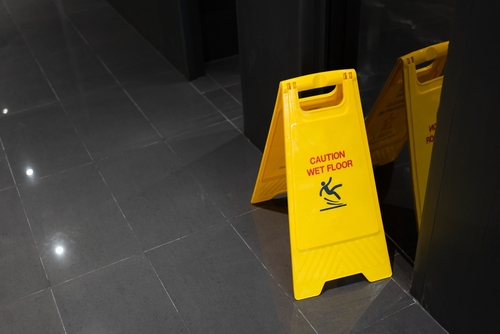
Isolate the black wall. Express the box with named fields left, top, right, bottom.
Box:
left=411, top=0, right=500, bottom=332
left=106, top=0, right=238, bottom=80
left=236, top=0, right=360, bottom=151
left=199, top=0, right=238, bottom=61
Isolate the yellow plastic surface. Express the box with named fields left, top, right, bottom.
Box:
left=252, top=70, right=392, bottom=300
left=365, top=56, right=408, bottom=166
left=251, top=88, right=287, bottom=203
left=403, top=42, right=448, bottom=228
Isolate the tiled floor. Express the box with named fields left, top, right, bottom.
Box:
left=0, top=0, right=447, bottom=333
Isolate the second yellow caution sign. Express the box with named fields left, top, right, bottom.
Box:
left=403, top=43, right=447, bottom=228
left=252, top=70, right=392, bottom=300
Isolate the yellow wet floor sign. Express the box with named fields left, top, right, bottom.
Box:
left=404, top=43, right=447, bottom=228
left=365, top=42, right=448, bottom=228
left=252, top=70, right=392, bottom=300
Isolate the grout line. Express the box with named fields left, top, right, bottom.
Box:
left=3, top=0, right=96, bottom=168
left=0, top=101, right=61, bottom=118
left=230, top=223, right=320, bottom=334
left=191, top=80, right=244, bottom=136
left=0, top=141, right=53, bottom=288
left=0, top=137, right=17, bottom=186
left=13, top=161, right=94, bottom=186
left=296, top=308, right=320, bottom=334
left=50, top=288, right=68, bottom=334
left=144, top=256, right=192, bottom=334
left=350, top=302, right=417, bottom=334
left=204, top=71, right=243, bottom=106
left=144, top=220, right=228, bottom=253
left=94, top=166, right=146, bottom=251
left=63, top=8, right=172, bottom=158
left=51, top=255, right=135, bottom=288
left=120, top=87, right=165, bottom=141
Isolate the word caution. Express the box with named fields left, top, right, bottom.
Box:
left=306, top=150, right=353, bottom=176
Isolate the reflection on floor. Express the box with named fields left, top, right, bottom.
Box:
left=0, top=0, right=447, bottom=333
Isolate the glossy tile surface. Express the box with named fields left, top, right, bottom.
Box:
left=0, top=0, right=447, bottom=332
left=0, top=188, right=48, bottom=305
left=204, top=87, right=243, bottom=120
left=124, top=71, right=226, bottom=139
left=0, top=290, right=65, bottom=334
left=52, top=255, right=188, bottom=333
left=18, top=164, right=142, bottom=284
left=92, top=35, right=174, bottom=84
left=68, top=5, right=138, bottom=45
left=61, top=87, right=160, bottom=160
left=97, top=142, right=225, bottom=250
left=0, top=103, right=91, bottom=184
left=21, top=19, right=87, bottom=59
left=355, top=304, right=447, bottom=334
left=0, top=58, right=57, bottom=113
left=147, top=223, right=315, bottom=334
left=168, top=121, right=261, bottom=218
left=0, top=149, right=14, bottom=190
left=37, top=46, right=118, bottom=100
left=205, top=55, right=241, bottom=87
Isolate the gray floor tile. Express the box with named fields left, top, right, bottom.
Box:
left=97, top=142, right=225, bottom=250
left=53, top=255, right=188, bottom=333
left=21, top=18, right=88, bottom=58
left=61, top=87, right=161, bottom=160
left=205, top=55, right=241, bottom=87
left=167, top=121, right=261, bottom=218
left=296, top=278, right=392, bottom=334
left=191, top=75, right=219, bottom=93
left=68, top=5, right=139, bottom=45
left=391, top=254, right=413, bottom=292
left=124, top=72, right=226, bottom=139
left=0, top=103, right=91, bottom=184
left=37, top=45, right=118, bottom=100
left=225, top=82, right=243, bottom=104
left=0, top=188, right=48, bottom=306
left=147, top=223, right=313, bottom=334
left=231, top=207, right=294, bottom=295
left=55, top=0, right=110, bottom=15
left=204, top=88, right=243, bottom=120
left=5, top=0, right=61, bottom=27
left=0, top=289, right=65, bottom=333
left=350, top=280, right=415, bottom=333
left=92, top=34, right=174, bottom=84
left=18, top=163, right=142, bottom=284
left=0, top=58, right=57, bottom=113
left=354, top=304, right=447, bottom=334
left=0, top=150, right=14, bottom=190
left=232, top=208, right=415, bottom=334
left=0, top=3, right=12, bottom=29
left=0, top=30, right=33, bottom=65
left=231, top=115, right=244, bottom=133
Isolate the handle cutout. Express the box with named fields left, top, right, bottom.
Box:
left=298, top=85, right=344, bottom=112
left=416, top=56, right=447, bottom=84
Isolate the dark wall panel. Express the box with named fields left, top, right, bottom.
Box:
left=411, top=0, right=500, bottom=332
left=106, top=0, right=204, bottom=80
left=200, top=0, right=239, bottom=61
left=237, top=0, right=359, bottom=151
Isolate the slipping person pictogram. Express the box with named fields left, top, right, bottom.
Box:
left=320, top=177, right=347, bottom=211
